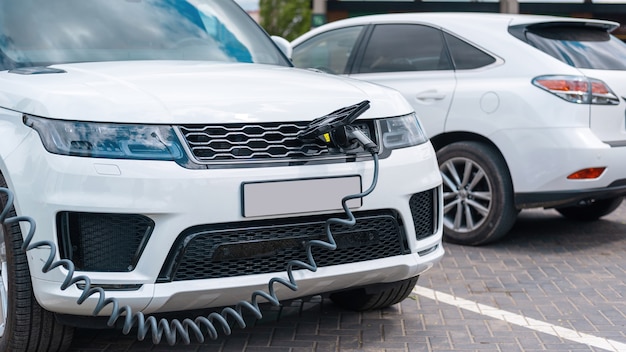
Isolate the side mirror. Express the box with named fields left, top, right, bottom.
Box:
left=271, top=36, right=292, bottom=61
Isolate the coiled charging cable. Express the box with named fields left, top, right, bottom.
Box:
left=0, top=151, right=379, bottom=345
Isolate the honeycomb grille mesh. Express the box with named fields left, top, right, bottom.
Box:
left=159, top=211, right=408, bottom=282
left=179, top=122, right=330, bottom=162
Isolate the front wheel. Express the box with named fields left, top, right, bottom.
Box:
left=329, top=276, right=418, bottom=311
left=437, top=141, right=518, bottom=246
left=0, top=177, right=74, bottom=352
left=556, top=197, right=623, bottom=221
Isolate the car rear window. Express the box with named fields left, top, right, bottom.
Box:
left=513, top=24, right=626, bottom=70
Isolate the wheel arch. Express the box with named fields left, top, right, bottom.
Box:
left=431, top=132, right=498, bottom=155
left=0, top=168, right=24, bottom=222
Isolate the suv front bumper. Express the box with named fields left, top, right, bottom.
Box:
left=6, top=134, right=443, bottom=315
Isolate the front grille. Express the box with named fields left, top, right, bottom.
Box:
left=56, top=212, right=154, bottom=272
left=178, top=121, right=377, bottom=165
left=179, top=122, right=330, bottom=162
left=410, top=188, right=438, bottom=240
left=158, top=210, right=408, bottom=282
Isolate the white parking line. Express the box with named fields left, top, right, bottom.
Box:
left=413, top=286, right=626, bottom=352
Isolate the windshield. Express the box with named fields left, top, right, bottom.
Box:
left=516, top=24, right=626, bottom=70
left=0, top=0, right=290, bottom=70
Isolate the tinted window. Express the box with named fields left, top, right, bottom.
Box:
left=523, top=25, right=626, bottom=70
left=357, top=24, right=452, bottom=73
left=0, top=0, right=290, bottom=71
left=444, top=32, right=496, bottom=70
left=292, top=26, right=364, bottom=74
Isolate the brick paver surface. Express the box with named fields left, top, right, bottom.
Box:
left=68, top=203, right=626, bottom=351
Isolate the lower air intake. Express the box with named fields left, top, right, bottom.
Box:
left=158, top=210, right=409, bottom=282
left=56, top=212, right=154, bottom=272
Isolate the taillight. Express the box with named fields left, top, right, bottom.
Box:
left=532, top=75, right=619, bottom=105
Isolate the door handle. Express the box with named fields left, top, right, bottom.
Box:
left=416, top=90, right=446, bottom=101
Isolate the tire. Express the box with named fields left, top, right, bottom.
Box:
left=556, top=197, right=623, bottom=221
left=437, top=141, right=517, bottom=246
left=0, top=174, right=74, bottom=352
left=329, top=276, right=418, bottom=311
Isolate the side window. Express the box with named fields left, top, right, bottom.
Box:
left=292, top=26, right=364, bottom=74
left=357, top=24, right=452, bottom=73
left=444, top=32, right=496, bottom=70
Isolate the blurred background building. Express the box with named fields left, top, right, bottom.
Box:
left=318, top=0, right=626, bottom=38
left=237, top=0, right=626, bottom=40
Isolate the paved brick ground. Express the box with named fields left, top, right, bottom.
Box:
left=68, top=203, right=626, bottom=351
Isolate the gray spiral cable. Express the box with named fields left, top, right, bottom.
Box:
left=0, top=152, right=379, bottom=345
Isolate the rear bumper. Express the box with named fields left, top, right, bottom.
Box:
left=515, top=179, right=626, bottom=209
left=493, top=127, right=626, bottom=206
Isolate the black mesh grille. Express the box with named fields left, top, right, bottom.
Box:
left=179, top=122, right=330, bottom=162
left=178, top=121, right=376, bottom=164
left=56, top=212, right=154, bottom=272
left=410, top=188, right=437, bottom=240
left=158, top=211, right=408, bottom=282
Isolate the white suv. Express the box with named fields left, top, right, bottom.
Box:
left=292, top=13, right=626, bottom=245
left=0, top=1, right=443, bottom=351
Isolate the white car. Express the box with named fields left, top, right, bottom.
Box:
left=292, top=12, right=626, bottom=246
left=0, top=1, right=443, bottom=351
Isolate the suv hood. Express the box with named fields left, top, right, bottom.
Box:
left=0, top=61, right=412, bottom=123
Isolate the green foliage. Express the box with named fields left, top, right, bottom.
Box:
left=259, top=0, right=312, bottom=41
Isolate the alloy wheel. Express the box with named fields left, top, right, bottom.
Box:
left=440, top=157, right=493, bottom=233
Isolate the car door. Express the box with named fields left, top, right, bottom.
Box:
left=347, top=23, right=457, bottom=138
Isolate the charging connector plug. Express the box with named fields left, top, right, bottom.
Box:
left=346, top=126, right=379, bottom=154
left=332, top=125, right=379, bottom=154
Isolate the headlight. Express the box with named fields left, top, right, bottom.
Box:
left=377, top=113, right=428, bottom=150
left=24, top=115, right=184, bottom=161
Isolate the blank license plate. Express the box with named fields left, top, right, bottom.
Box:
left=242, top=176, right=362, bottom=217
